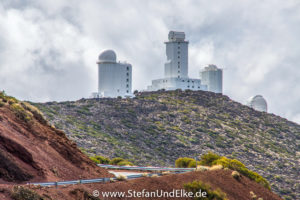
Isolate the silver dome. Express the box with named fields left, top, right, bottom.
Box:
left=98, top=50, right=117, bottom=63
left=247, top=95, right=267, bottom=112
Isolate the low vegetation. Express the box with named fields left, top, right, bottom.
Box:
left=177, top=152, right=271, bottom=190
left=89, top=155, right=134, bottom=166
left=11, top=186, right=43, bottom=200
left=184, top=180, right=228, bottom=200
left=175, top=157, right=199, bottom=168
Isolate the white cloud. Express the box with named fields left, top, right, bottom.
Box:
left=0, top=0, right=300, bottom=124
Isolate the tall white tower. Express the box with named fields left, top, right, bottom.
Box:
left=164, top=31, right=189, bottom=78
left=147, top=31, right=207, bottom=91
left=94, top=50, right=132, bottom=98
left=200, top=64, right=223, bottom=93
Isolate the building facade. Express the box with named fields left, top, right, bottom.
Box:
left=147, top=31, right=207, bottom=91
left=200, top=64, right=223, bottom=93
left=92, top=50, right=132, bottom=98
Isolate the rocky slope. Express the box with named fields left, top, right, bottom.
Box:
left=34, top=90, right=300, bottom=200
left=0, top=92, right=112, bottom=185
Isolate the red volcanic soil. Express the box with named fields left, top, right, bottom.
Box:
left=3, top=170, right=280, bottom=200
left=0, top=103, right=112, bottom=186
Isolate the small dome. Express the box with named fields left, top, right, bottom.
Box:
left=98, top=50, right=117, bottom=63
left=247, top=95, right=267, bottom=112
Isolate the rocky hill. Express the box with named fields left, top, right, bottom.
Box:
left=33, top=90, right=300, bottom=200
left=0, top=92, right=112, bottom=185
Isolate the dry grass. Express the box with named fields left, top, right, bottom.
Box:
left=209, top=165, right=223, bottom=171
left=116, top=174, right=127, bottom=181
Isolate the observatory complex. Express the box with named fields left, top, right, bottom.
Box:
left=93, top=31, right=223, bottom=98
left=246, top=95, right=268, bottom=112
left=91, top=50, right=132, bottom=98
left=147, top=31, right=222, bottom=93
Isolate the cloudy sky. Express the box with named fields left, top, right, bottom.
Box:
left=0, top=0, right=300, bottom=123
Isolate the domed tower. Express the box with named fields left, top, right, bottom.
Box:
left=246, top=95, right=268, bottom=112
left=98, top=50, right=117, bottom=63
left=96, top=50, right=132, bottom=98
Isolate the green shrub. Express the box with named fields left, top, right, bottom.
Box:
left=184, top=180, right=228, bottom=200
left=89, top=157, right=100, bottom=164
left=10, top=103, right=32, bottom=122
left=175, top=157, right=196, bottom=168
left=109, top=157, right=125, bottom=165
left=199, top=153, right=270, bottom=190
left=0, top=101, right=5, bottom=107
left=90, top=155, right=110, bottom=164
left=187, top=160, right=201, bottom=168
left=11, top=186, right=43, bottom=200
left=21, top=102, right=48, bottom=125
left=117, top=161, right=133, bottom=166
left=212, top=157, right=245, bottom=171
left=94, top=155, right=110, bottom=164
left=199, top=152, right=221, bottom=166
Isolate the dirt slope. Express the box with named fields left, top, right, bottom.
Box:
left=0, top=99, right=112, bottom=185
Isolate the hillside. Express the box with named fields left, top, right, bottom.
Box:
left=0, top=92, right=112, bottom=186
left=33, top=90, right=300, bottom=200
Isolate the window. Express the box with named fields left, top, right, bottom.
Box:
left=198, top=86, right=200, bottom=88
left=182, top=80, right=185, bottom=82
left=187, top=85, right=190, bottom=88
left=127, top=90, right=129, bottom=93
left=127, top=78, right=129, bottom=82
left=178, top=46, right=180, bottom=49
left=178, top=71, right=180, bottom=73
left=178, top=76, right=180, bottom=78
left=126, top=72, right=129, bottom=76
left=178, top=51, right=180, bottom=54
left=178, top=56, right=180, bottom=58
left=187, top=80, right=190, bottom=83
left=126, top=84, right=129, bottom=88
left=192, top=86, right=194, bottom=88
left=126, top=66, right=129, bottom=70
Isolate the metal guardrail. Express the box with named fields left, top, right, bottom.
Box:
left=29, top=164, right=193, bottom=187
left=97, top=164, right=195, bottom=172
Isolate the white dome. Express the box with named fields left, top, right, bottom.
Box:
left=247, top=95, right=267, bottom=112
left=98, top=50, right=117, bottom=63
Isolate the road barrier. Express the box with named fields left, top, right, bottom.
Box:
left=29, top=164, right=191, bottom=187
left=97, top=164, right=195, bottom=172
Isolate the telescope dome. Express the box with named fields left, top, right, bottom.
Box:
left=247, top=95, right=267, bottom=112
left=98, top=50, right=117, bottom=63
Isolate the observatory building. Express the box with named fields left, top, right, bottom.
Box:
left=200, top=64, right=223, bottom=93
left=246, top=95, right=268, bottom=112
left=147, top=31, right=207, bottom=91
left=91, top=50, right=132, bottom=98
